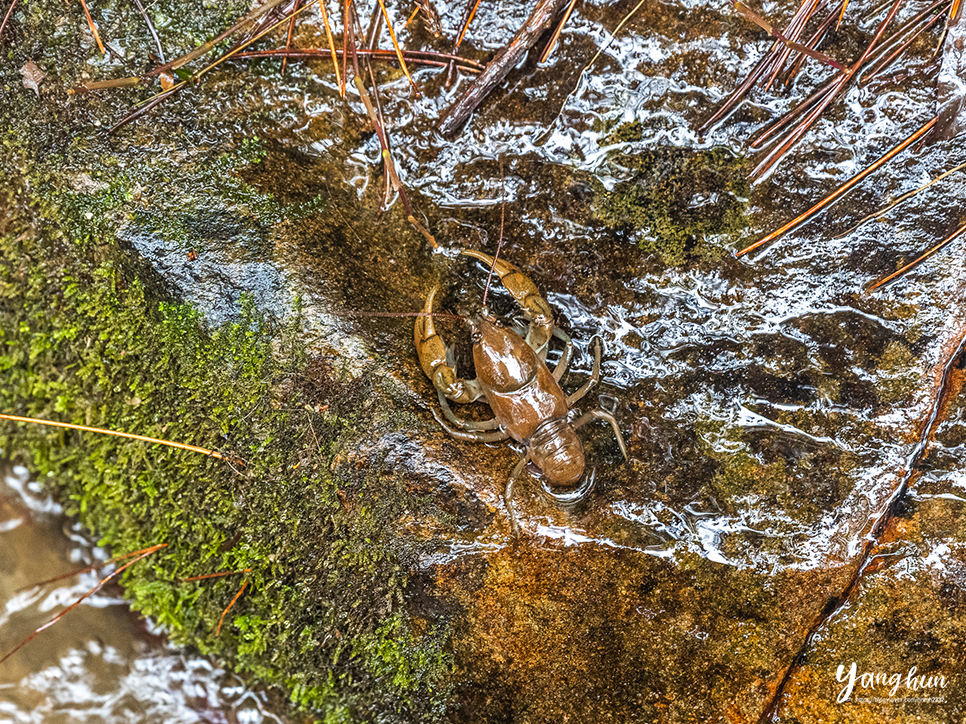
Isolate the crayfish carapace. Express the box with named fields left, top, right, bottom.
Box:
left=415, top=249, right=629, bottom=535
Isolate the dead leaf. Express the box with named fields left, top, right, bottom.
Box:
left=19, top=61, right=45, bottom=97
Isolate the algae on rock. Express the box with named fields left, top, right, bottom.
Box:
left=592, top=122, right=749, bottom=265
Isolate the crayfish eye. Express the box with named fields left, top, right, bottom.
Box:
left=471, top=330, right=483, bottom=343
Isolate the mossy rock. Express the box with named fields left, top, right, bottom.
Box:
left=0, top=189, right=452, bottom=720
left=592, top=122, right=749, bottom=265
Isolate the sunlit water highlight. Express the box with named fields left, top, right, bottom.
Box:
left=0, top=463, right=292, bottom=724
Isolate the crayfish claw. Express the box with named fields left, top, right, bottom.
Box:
left=415, top=287, right=483, bottom=404
left=461, top=249, right=555, bottom=358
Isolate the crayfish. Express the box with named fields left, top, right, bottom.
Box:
left=415, top=250, right=628, bottom=535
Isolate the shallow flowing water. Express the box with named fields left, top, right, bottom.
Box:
left=0, top=463, right=294, bottom=724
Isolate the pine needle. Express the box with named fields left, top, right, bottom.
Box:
left=78, top=0, right=106, bottom=55
left=834, top=160, right=966, bottom=239
left=0, top=544, right=167, bottom=666
left=0, top=0, right=19, bottom=42
left=0, top=413, right=226, bottom=459
left=182, top=568, right=252, bottom=582
left=375, top=0, right=419, bottom=95
left=317, top=0, right=343, bottom=93
left=215, top=580, right=249, bottom=636
left=737, top=115, right=937, bottom=256
left=867, top=220, right=966, bottom=291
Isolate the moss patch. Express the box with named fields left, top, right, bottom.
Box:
left=875, top=340, right=920, bottom=406
left=0, top=189, right=451, bottom=720
left=592, top=122, right=748, bottom=265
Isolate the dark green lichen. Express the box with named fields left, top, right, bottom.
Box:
left=592, top=122, right=749, bottom=265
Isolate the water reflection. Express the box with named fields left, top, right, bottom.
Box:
left=0, top=463, right=291, bottom=724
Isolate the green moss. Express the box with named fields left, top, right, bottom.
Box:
left=0, top=188, right=452, bottom=720
left=875, top=340, right=919, bottom=406
left=710, top=450, right=788, bottom=501
left=592, top=123, right=749, bottom=265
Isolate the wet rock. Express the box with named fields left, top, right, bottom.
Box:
left=2, top=0, right=966, bottom=722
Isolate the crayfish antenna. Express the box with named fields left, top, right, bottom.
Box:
left=482, top=155, right=507, bottom=308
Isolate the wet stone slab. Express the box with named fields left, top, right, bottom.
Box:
left=2, top=0, right=966, bottom=720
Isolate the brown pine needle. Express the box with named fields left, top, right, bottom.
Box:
left=317, top=0, right=343, bottom=93
left=737, top=115, right=938, bottom=257
left=215, top=580, right=249, bottom=636
left=408, top=215, right=438, bottom=249
left=750, top=0, right=909, bottom=179
left=122, top=0, right=316, bottom=128
left=537, top=0, right=647, bottom=142
left=17, top=548, right=161, bottom=592
left=341, top=0, right=352, bottom=95
left=860, top=0, right=949, bottom=84
left=0, top=413, right=225, bottom=460
left=110, top=0, right=309, bottom=133
left=0, top=0, right=18, bottom=41
left=235, top=47, right=484, bottom=72
left=194, top=1, right=317, bottom=79
left=146, top=0, right=291, bottom=75
left=454, top=0, right=482, bottom=49
left=734, top=1, right=848, bottom=71
left=374, top=0, right=419, bottom=96
left=867, top=220, right=966, bottom=291
left=539, top=0, right=578, bottom=63
left=0, top=544, right=167, bottom=666
left=837, top=0, right=851, bottom=28
left=182, top=568, right=252, bottom=582
left=281, top=0, right=301, bottom=76
left=405, top=5, right=420, bottom=26
left=78, top=0, right=106, bottom=55
left=834, top=160, right=966, bottom=239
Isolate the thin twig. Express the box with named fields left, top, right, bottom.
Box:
left=779, top=0, right=843, bottom=89
left=700, top=0, right=822, bottom=130
left=112, top=0, right=314, bottom=132
left=145, top=0, right=291, bottom=75
left=859, top=0, right=950, bottom=83
left=108, top=88, right=176, bottom=134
